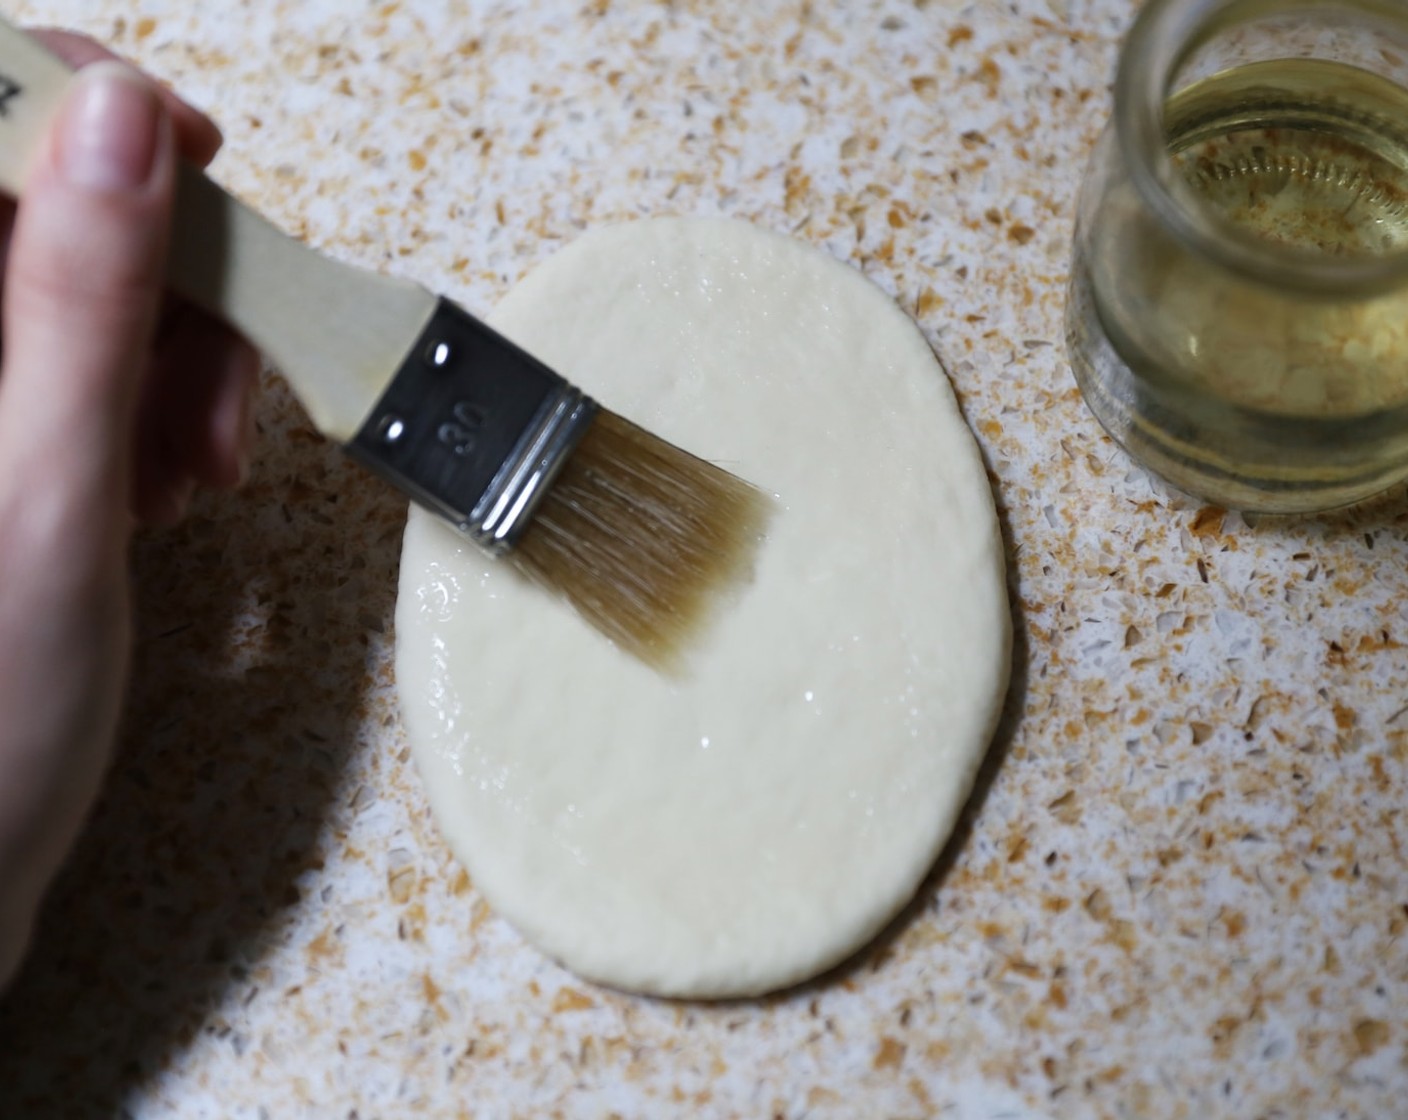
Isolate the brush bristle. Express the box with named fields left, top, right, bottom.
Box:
left=508, top=409, right=773, bottom=673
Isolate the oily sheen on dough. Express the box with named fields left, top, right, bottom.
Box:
left=395, top=217, right=1010, bottom=998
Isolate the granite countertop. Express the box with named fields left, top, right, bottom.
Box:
left=1, top=1, right=1405, bottom=1117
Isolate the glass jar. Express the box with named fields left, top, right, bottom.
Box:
left=1067, top=0, right=1408, bottom=512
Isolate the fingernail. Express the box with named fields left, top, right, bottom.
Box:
left=57, top=62, right=164, bottom=192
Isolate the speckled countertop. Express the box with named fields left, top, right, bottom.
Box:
left=1, top=1, right=1405, bottom=1117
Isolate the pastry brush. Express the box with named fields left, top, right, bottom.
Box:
left=0, top=20, right=771, bottom=673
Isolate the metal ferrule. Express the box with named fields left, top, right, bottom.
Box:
left=346, top=298, right=599, bottom=554
left=471, top=386, right=597, bottom=552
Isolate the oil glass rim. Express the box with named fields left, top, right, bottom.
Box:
left=1116, top=0, right=1408, bottom=296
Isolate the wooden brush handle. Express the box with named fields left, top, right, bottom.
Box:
left=0, top=19, right=437, bottom=441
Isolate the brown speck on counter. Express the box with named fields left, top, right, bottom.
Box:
left=0, top=0, right=1405, bottom=1117
left=551, top=986, right=596, bottom=1014
left=1353, top=1018, right=1391, bottom=1056
left=873, top=1036, right=906, bottom=1071
left=1190, top=505, right=1227, bottom=537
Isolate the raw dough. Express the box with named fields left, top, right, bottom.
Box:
left=395, top=218, right=1010, bottom=998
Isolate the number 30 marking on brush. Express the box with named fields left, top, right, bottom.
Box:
left=438, top=400, right=486, bottom=456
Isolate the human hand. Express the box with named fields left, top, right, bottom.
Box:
left=0, top=32, right=260, bottom=986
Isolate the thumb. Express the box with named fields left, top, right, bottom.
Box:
left=0, top=61, right=174, bottom=529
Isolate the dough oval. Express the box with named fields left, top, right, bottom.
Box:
left=395, top=217, right=1010, bottom=998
